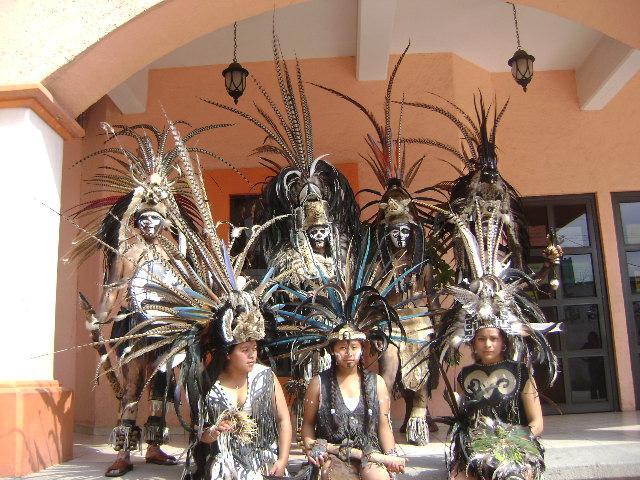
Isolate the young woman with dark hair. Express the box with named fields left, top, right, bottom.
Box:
left=448, top=326, right=544, bottom=480
left=198, top=339, right=291, bottom=480
left=301, top=333, right=403, bottom=480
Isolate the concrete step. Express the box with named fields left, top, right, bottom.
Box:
left=6, top=411, right=639, bottom=480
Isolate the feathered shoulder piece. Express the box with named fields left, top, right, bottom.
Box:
left=428, top=203, right=559, bottom=389
left=65, top=120, right=232, bottom=268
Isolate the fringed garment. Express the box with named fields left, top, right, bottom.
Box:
left=450, top=360, right=545, bottom=480
left=314, top=368, right=382, bottom=480
left=315, top=368, right=381, bottom=452
left=206, top=364, right=279, bottom=480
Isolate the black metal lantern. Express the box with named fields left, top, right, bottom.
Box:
left=507, top=3, right=535, bottom=92
left=222, top=22, right=249, bottom=104
left=508, top=49, right=535, bottom=91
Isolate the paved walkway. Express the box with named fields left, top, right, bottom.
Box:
left=6, top=411, right=640, bottom=479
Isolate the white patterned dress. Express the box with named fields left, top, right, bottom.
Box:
left=207, top=364, right=279, bottom=480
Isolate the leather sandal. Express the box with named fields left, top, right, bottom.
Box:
left=104, top=458, right=133, bottom=477
left=145, top=448, right=177, bottom=466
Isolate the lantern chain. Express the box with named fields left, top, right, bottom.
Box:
left=233, top=22, right=238, bottom=62
left=509, top=2, right=522, bottom=49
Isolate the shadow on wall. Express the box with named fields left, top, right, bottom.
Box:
left=5, top=386, right=74, bottom=476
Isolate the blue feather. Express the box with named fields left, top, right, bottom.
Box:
left=277, top=283, right=308, bottom=300
left=221, top=242, right=237, bottom=290
left=389, top=335, right=430, bottom=345
left=351, top=233, right=371, bottom=317
left=381, top=261, right=425, bottom=297
left=274, top=309, right=307, bottom=321
left=261, top=266, right=276, bottom=284
left=399, top=311, right=431, bottom=321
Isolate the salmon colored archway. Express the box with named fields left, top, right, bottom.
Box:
left=42, top=0, right=311, bottom=117
left=8, top=0, right=636, bottom=118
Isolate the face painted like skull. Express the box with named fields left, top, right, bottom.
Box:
left=390, top=223, right=411, bottom=249
left=307, top=225, right=331, bottom=251
left=136, top=211, right=165, bottom=240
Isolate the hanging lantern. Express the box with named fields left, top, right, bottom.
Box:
left=507, top=3, right=535, bottom=92
left=508, top=49, right=535, bottom=92
left=222, top=22, right=249, bottom=104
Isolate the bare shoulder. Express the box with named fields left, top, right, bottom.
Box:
left=302, top=375, right=320, bottom=399
left=308, top=375, right=320, bottom=391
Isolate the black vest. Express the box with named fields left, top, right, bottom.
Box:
left=315, top=368, right=381, bottom=451
left=458, top=360, right=529, bottom=426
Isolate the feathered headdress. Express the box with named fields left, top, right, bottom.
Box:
left=65, top=121, right=233, bottom=272
left=311, top=44, right=438, bottom=223
left=265, top=231, right=414, bottom=368
left=428, top=202, right=559, bottom=389
left=310, top=44, right=453, bottom=291
left=201, top=28, right=360, bottom=264
left=400, top=93, right=529, bottom=272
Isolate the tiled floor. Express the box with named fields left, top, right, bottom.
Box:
left=8, top=411, right=640, bottom=479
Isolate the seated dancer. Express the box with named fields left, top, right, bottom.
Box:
left=311, top=45, right=447, bottom=445
left=199, top=336, right=292, bottom=479
left=429, top=205, right=558, bottom=480
left=270, top=238, right=407, bottom=480
left=302, top=325, right=403, bottom=480
left=449, top=326, right=544, bottom=480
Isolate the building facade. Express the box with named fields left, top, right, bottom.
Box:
left=2, top=0, right=640, bottom=475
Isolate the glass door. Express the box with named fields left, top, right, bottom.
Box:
left=612, top=193, right=640, bottom=408
left=524, top=195, right=616, bottom=413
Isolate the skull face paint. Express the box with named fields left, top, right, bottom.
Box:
left=307, top=225, right=331, bottom=251
left=389, top=223, right=411, bottom=249
left=136, top=211, right=165, bottom=240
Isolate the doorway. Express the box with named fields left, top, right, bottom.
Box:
left=523, top=195, right=616, bottom=413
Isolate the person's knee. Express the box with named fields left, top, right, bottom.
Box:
left=361, top=464, right=390, bottom=480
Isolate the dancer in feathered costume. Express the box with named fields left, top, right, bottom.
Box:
left=125, top=121, right=294, bottom=480
left=67, top=120, right=231, bottom=477
left=400, top=94, right=562, bottom=283
left=426, top=203, right=559, bottom=480
left=72, top=119, right=294, bottom=479
left=202, top=30, right=362, bottom=441
left=268, top=234, right=405, bottom=480
left=311, top=45, right=448, bottom=445
left=201, top=29, right=360, bottom=296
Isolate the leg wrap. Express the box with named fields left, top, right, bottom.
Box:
left=144, top=415, right=170, bottom=445
left=149, top=372, right=169, bottom=401
left=406, top=407, right=429, bottom=446
left=109, top=419, right=141, bottom=452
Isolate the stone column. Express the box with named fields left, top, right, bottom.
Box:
left=0, top=85, right=83, bottom=476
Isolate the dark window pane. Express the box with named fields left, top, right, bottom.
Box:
left=620, top=202, right=640, bottom=244
left=537, top=357, right=565, bottom=405
left=555, top=204, right=590, bottom=247
left=541, top=306, right=560, bottom=351
left=525, top=205, right=549, bottom=247
left=626, top=251, right=640, bottom=294
left=568, top=356, right=607, bottom=402
left=229, top=194, right=266, bottom=270
left=563, top=305, right=601, bottom=351
left=633, top=301, right=640, bottom=347
left=561, top=254, right=596, bottom=297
